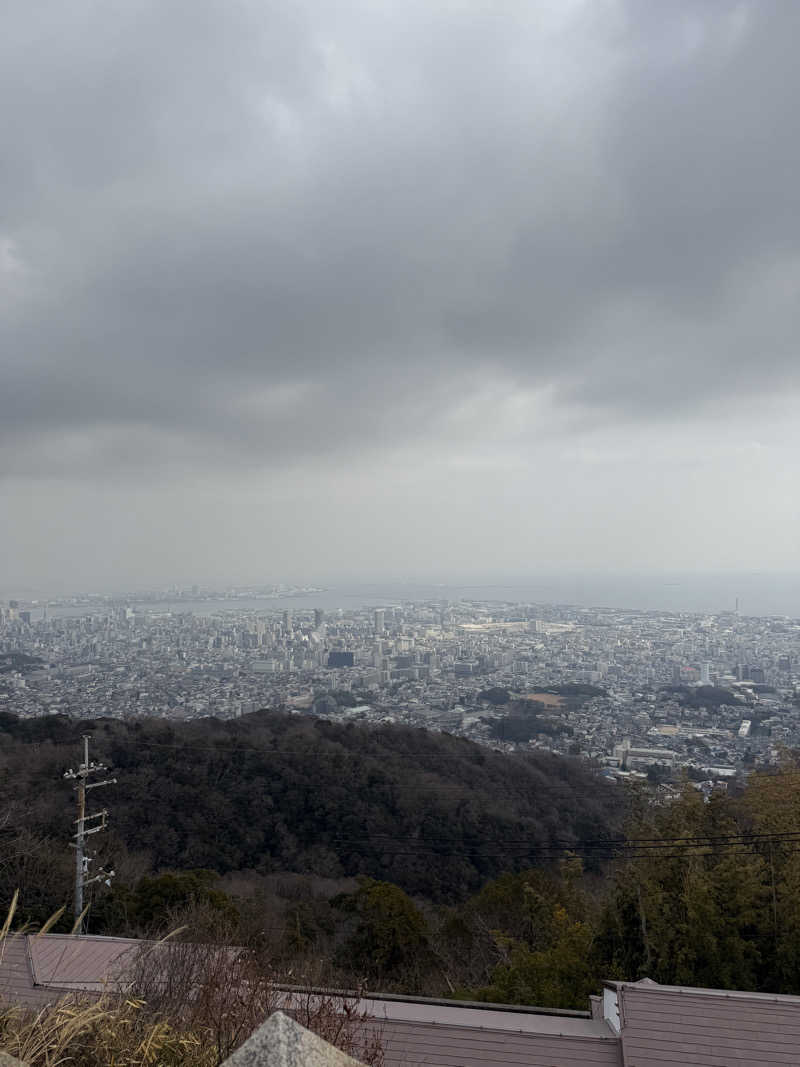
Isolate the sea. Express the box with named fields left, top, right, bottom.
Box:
left=22, top=573, right=800, bottom=620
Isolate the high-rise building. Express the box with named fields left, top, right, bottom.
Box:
left=328, top=650, right=354, bottom=668
left=282, top=609, right=293, bottom=635
left=374, top=608, right=385, bottom=636
left=314, top=608, right=325, bottom=629
left=700, top=662, right=711, bottom=685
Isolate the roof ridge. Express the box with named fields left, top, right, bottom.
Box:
left=26, top=933, right=145, bottom=945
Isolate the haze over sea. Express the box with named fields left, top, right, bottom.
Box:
left=31, top=572, right=800, bottom=620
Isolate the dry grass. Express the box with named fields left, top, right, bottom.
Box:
left=0, top=895, right=382, bottom=1066
left=0, top=995, right=213, bottom=1067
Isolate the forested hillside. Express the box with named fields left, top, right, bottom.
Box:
left=4, top=708, right=800, bottom=1007
left=0, top=709, right=621, bottom=909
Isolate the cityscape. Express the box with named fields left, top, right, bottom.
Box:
left=3, top=586, right=798, bottom=786
left=5, top=0, right=800, bottom=1060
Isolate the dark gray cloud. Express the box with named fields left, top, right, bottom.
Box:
left=4, top=0, right=800, bottom=483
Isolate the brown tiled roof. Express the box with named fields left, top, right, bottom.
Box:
left=359, top=995, right=623, bottom=1067
left=614, top=979, right=800, bottom=1067
left=0, top=936, right=56, bottom=1010
left=1, top=935, right=624, bottom=1065
left=28, top=934, right=138, bottom=991
left=377, top=1018, right=623, bottom=1067
left=0, top=934, right=139, bottom=1008
left=16, top=936, right=800, bottom=1066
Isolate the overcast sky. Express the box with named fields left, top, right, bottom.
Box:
left=2, top=0, right=799, bottom=593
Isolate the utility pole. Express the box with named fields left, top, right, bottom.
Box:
left=63, top=734, right=117, bottom=934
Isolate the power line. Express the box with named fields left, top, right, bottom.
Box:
left=103, top=816, right=800, bottom=863
left=84, top=738, right=800, bottom=857
left=29, top=724, right=800, bottom=869
left=324, top=836, right=800, bottom=858
left=283, top=834, right=800, bottom=864
left=322, top=827, right=800, bottom=847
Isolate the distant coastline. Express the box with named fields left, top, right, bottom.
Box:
left=9, top=572, right=800, bottom=620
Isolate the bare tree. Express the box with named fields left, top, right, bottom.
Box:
left=130, top=936, right=383, bottom=1065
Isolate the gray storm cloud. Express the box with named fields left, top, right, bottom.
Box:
left=1, top=0, right=799, bottom=586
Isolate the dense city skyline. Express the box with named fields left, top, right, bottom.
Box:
left=3, top=588, right=798, bottom=786
left=3, top=1, right=800, bottom=589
